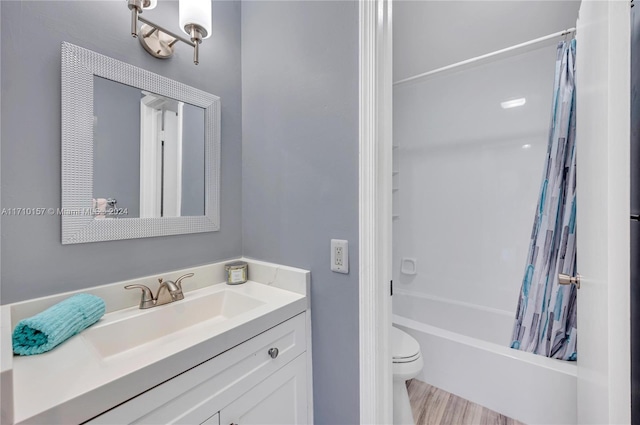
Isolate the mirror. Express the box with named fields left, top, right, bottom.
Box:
left=93, top=76, right=205, bottom=219
left=62, top=42, right=220, bottom=244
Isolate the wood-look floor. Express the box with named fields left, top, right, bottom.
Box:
left=407, top=379, right=526, bottom=425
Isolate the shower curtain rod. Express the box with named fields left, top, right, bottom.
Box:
left=393, top=28, right=576, bottom=86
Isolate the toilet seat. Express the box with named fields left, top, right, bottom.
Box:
left=391, top=326, right=424, bottom=425
left=393, top=352, right=421, bottom=363
left=391, top=326, right=421, bottom=364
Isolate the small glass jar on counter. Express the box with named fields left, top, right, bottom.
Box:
left=225, top=261, right=248, bottom=285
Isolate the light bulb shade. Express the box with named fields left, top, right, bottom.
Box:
left=145, top=0, right=157, bottom=9
left=179, top=0, right=212, bottom=39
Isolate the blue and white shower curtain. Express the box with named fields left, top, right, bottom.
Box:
left=511, top=39, right=577, bottom=361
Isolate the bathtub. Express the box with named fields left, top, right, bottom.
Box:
left=393, top=289, right=577, bottom=425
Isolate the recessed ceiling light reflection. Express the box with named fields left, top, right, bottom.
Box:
left=522, top=144, right=532, bottom=149
left=501, top=98, right=526, bottom=109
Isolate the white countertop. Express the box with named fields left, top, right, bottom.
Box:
left=2, top=258, right=310, bottom=424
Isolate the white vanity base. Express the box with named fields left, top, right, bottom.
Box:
left=0, top=258, right=312, bottom=425
left=90, top=313, right=308, bottom=424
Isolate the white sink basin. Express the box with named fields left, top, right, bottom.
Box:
left=83, top=289, right=265, bottom=358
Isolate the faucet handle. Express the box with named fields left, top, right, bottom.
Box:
left=125, top=284, right=155, bottom=309
left=175, top=273, right=195, bottom=290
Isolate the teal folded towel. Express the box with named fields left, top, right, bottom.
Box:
left=12, top=293, right=105, bottom=356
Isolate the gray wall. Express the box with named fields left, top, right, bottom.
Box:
left=241, top=2, right=360, bottom=424
left=93, top=76, right=141, bottom=218
left=1, top=1, right=242, bottom=303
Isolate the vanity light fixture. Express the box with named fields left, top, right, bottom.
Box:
left=127, top=0, right=212, bottom=65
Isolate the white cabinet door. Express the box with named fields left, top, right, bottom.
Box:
left=219, top=355, right=307, bottom=425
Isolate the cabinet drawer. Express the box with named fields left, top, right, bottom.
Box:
left=88, top=313, right=306, bottom=425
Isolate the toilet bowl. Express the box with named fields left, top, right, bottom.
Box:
left=392, top=326, right=423, bottom=425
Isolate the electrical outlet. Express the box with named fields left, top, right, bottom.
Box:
left=331, top=239, right=349, bottom=274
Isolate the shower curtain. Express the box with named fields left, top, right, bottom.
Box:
left=511, top=39, right=577, bottom=361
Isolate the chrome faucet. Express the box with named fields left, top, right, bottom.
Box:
left=125, top=273, right=195, bottom=309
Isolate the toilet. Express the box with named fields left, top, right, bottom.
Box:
left=392, top=326, right=424, bottom=425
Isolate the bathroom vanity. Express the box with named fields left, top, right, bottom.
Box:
left=0, top=259, right=312, bottom=424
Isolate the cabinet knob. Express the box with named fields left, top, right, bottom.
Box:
left=268, top=347, right=279, bottom=359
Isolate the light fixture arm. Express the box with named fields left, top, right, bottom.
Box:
left=128, top=0, right=143, bottom=37
left=186, top=24, right=205, bottom=66
left=138, top=16, right=196, bottom=49
left=127, top=0, right=202, bottom=65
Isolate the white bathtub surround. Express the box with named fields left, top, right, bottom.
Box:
left=0, top=258, right=311, bottom=424
left=393, top=289, right=514, bottom=346
left=392, top=44, right=559, bottom=313
left=393, top=292, right=577, bottom=425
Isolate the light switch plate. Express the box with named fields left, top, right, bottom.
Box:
left=331, top=239, right=349, bottom=274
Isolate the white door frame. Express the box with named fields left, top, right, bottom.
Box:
left=359, top=0, right=393, bottom=424
left=140, top=97, right=162, bottom=218
left=140, top=96, right=184, bottom=218
left=575, top=1, right=631, bottom=423
left=161, top=105, right=184, bottom=217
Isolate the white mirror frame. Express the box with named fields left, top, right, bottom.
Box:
left=61, top=42, right=220, bottom=244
